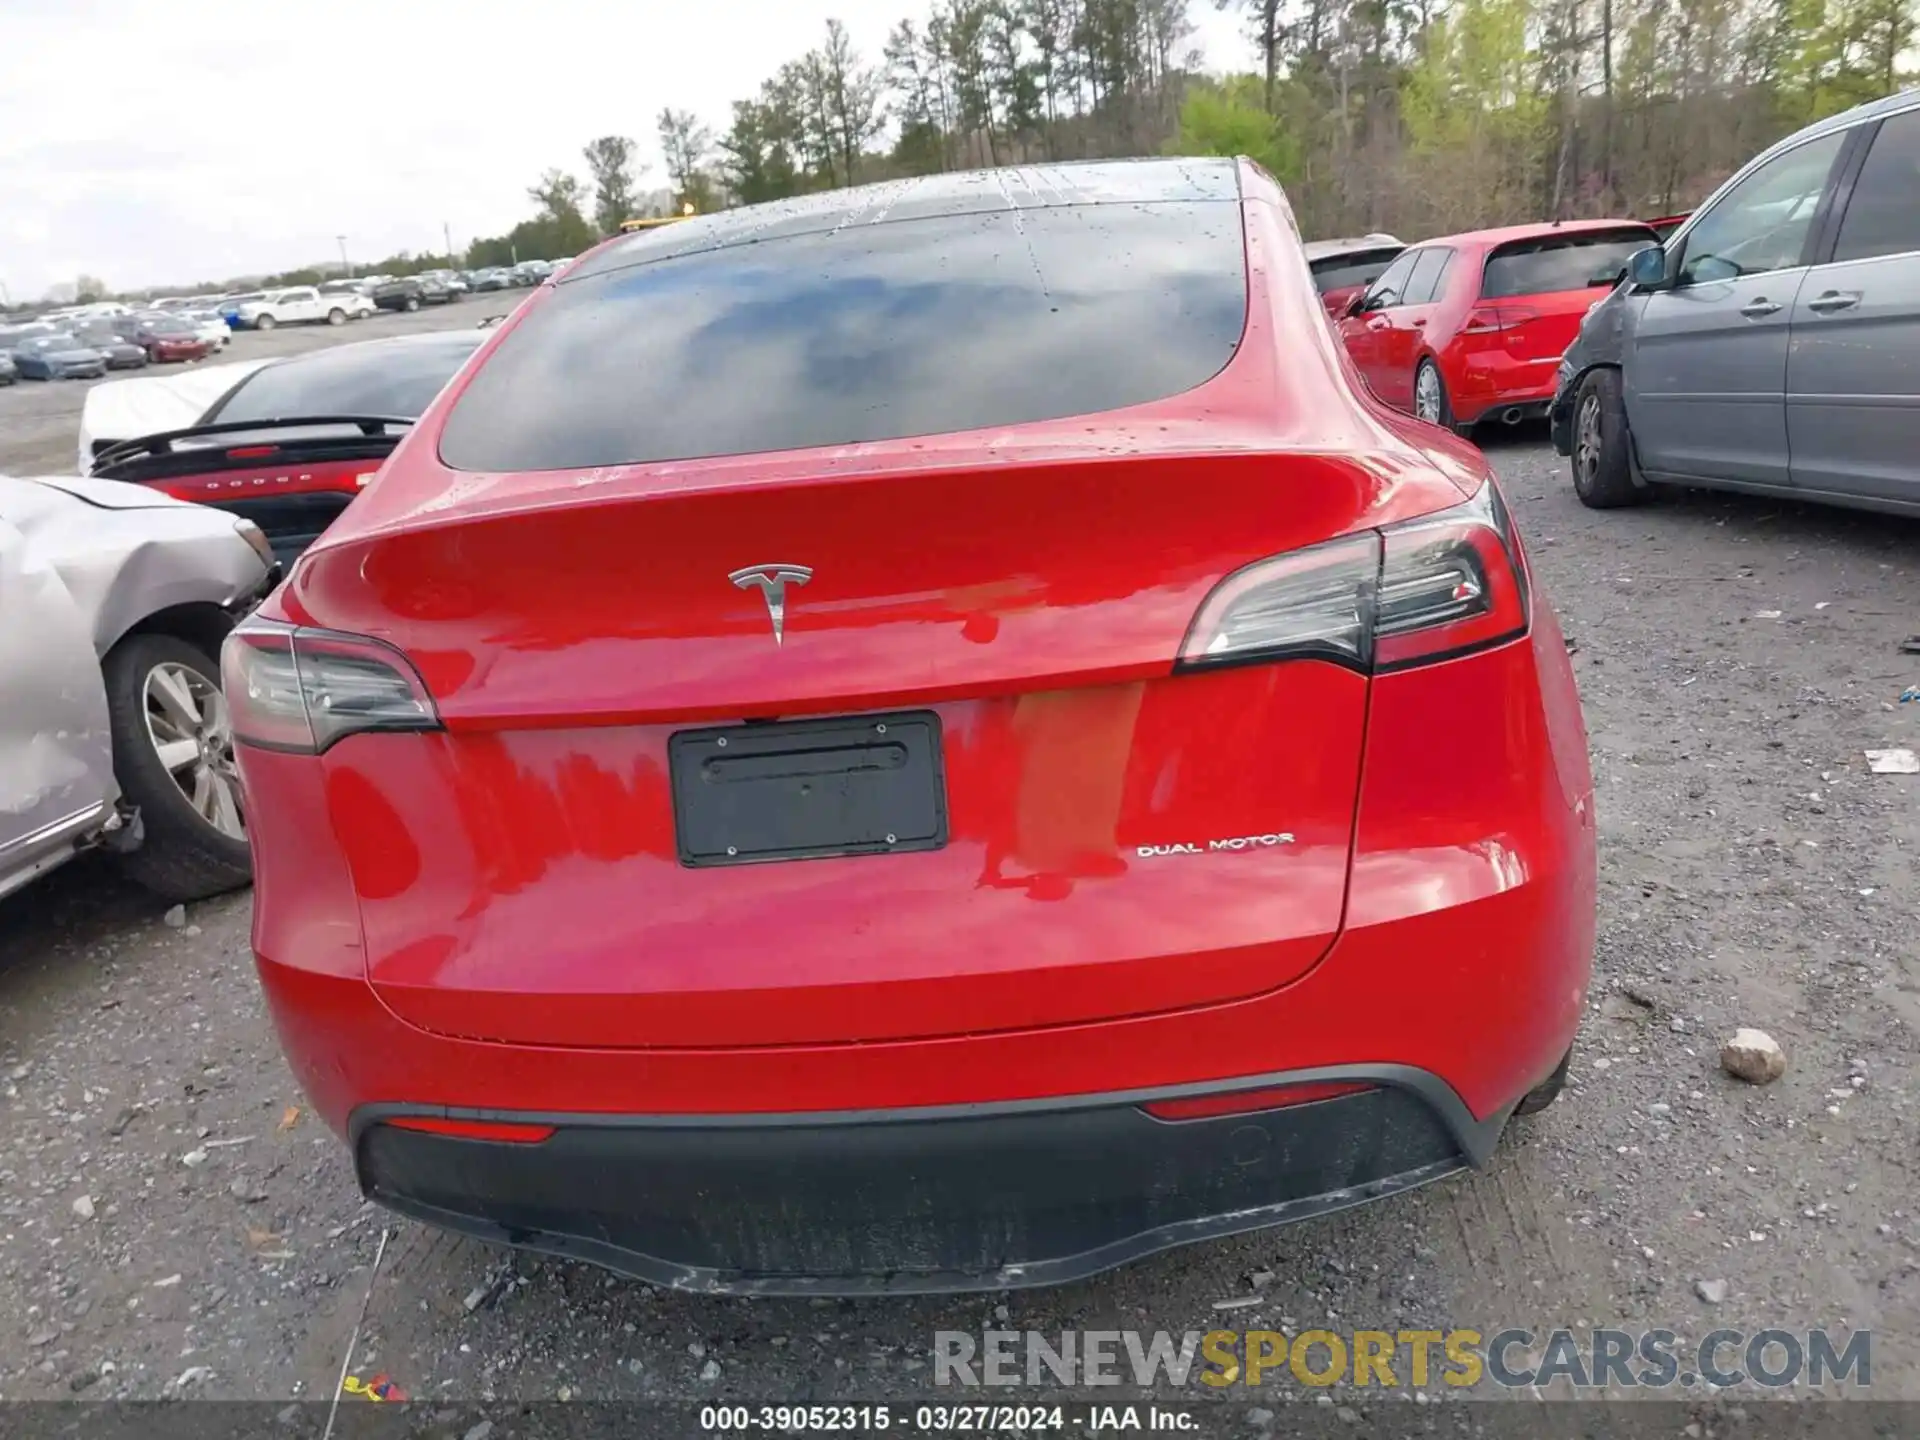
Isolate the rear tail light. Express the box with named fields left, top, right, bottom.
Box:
left=1461, top=303, right=1541, bottom=334
left=1179, top=482, right=1529, bottom=675
left=385, top=1117, right=554, bottom=1144
left=222, top=616, right=439, bottom=753
left=1143, top=1080, right=1374, bottom=1121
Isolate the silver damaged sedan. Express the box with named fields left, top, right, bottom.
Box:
left=0, top=473, right=276, bottom=903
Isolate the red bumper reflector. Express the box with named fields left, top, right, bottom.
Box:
left=1141, top=1080, right=1374, bottom=1121
left=386, top=1117, right=555, bottom=1144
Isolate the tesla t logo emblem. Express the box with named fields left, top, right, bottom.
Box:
left=729, top=564, right=812, bottom=646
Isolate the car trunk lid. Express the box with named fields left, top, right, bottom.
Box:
left=298, top=449, right=1403, bottom=1049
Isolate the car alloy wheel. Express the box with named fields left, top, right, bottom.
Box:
left=1414, top=364, right=1445, bottom=424
left=1574, top=392, right=1603, bottom=485
left=143, top=661, right=245, bottom=841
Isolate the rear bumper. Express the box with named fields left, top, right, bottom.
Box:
left=1548, top=377, right=1578, bottom=456
left=1464, top=398, right=1551, bottom=428
left=1451, top=354, right=1563, bottom=425
left=246, top=622, right=1595, bottom=1290
left=352, top=1072, right=1488, bottom=1295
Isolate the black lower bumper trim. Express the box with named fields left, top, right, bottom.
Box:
left=354, top=1074, right=1488, bottom=1296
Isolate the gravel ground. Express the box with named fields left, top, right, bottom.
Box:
left=0, top=379, right=1915, bottom=1417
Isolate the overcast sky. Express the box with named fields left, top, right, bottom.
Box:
left=0, top=0, right=1247, bottom=300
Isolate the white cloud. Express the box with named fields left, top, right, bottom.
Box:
left=0, top=0, right=1247, bottom=299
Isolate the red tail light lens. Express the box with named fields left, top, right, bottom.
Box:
left=385, top=1117, right=554, bottom=1144
left=1179, top=483, right=1529, bottom=675
left=1373, top=486, right=1530, bottom=670
left=222, top=617, right=440, bottom=753
left=1143, top=1080, right=1374, bottom=1121
left=1461, top=303, right=1542, bottom=334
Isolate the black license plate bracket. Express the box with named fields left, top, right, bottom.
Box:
left=669, top=711, right=948, bottom=867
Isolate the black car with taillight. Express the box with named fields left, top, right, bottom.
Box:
left=372, top=275, right=460, bottom=313
left=88, top=330, right=486, bottom=564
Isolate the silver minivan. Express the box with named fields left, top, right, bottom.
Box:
left=1552, top=86, right=1920, bottom=513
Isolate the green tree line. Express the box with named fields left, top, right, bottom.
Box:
left=1192, top=0, right=1915, bottom=239
left=76, top=0, right=1915, bottom=302
left=481, top=0, right=1913, bottom=260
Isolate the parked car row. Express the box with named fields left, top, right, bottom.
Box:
left=0, top=307, right=228, bottom=382
left=1307, top=88, right=1917, bottom=518
left=467, top=259, right=565, bottom=291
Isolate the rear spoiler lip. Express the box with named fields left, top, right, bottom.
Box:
left=90, top=415, right=415, bottom=479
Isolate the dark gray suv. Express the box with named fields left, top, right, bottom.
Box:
left=1553, top=86, right=1920, bottom=515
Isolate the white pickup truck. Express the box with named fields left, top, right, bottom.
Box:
left=233, top=285, right=373, bottom=330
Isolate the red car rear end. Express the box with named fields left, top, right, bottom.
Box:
left=225, top=161, right=1595, bottom=1294
left=148, top=335, right=213, bottom=363
left=1338, top=220, right=1657, bottom=430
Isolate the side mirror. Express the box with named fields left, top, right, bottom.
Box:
left=1344, top=292, right=1369, bottom=319
left=1628, top=245, right=1669, bottom=291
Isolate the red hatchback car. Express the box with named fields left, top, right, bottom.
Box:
left=225, top=159, right=1596, bottom=1295
left=1337, top=219, right=1658, bottom=433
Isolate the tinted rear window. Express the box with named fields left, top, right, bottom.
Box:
left=439, top=203, right=1247, bottom=472
left=204, top=334, right=484, bottom=425
left=1481, top=228, right=1657, bottom=298
left=1307, top=247, right=1402, bottom=294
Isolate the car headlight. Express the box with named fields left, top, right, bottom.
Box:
left=233, top=518, right=274, bottom=567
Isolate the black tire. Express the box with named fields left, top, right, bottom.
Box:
left=102, top=632, right=252, bottom=903
left=327, top=307, right=346, bottom=326
left=1513, top=1047, right=1572, bottom=1117
left=1413, top=358, right=1473, bottom=437
left=253, top=312, right=276, bottom=331
left=403, top=295, right=420, bottom=313
left=1570, top=367, right=1645, bottom=508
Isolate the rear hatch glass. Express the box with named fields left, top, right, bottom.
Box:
left=438, top=202, right=1250, bottom=471
left=1307, top=247, right=1403, bottom=294
left=203, top=332, right=484, bottom=428
left=1481, top=228, right=1656, bottom=298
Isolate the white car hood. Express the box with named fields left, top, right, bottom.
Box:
left=77, top=358, right=274, bottom=473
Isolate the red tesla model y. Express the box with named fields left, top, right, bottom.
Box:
left=226, top=159, right=1596, bottom=1295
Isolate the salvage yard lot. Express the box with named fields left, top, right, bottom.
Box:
left=0, top=300, right=506, bottom=477
left=1, top=313, right=1916, bottom=1406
